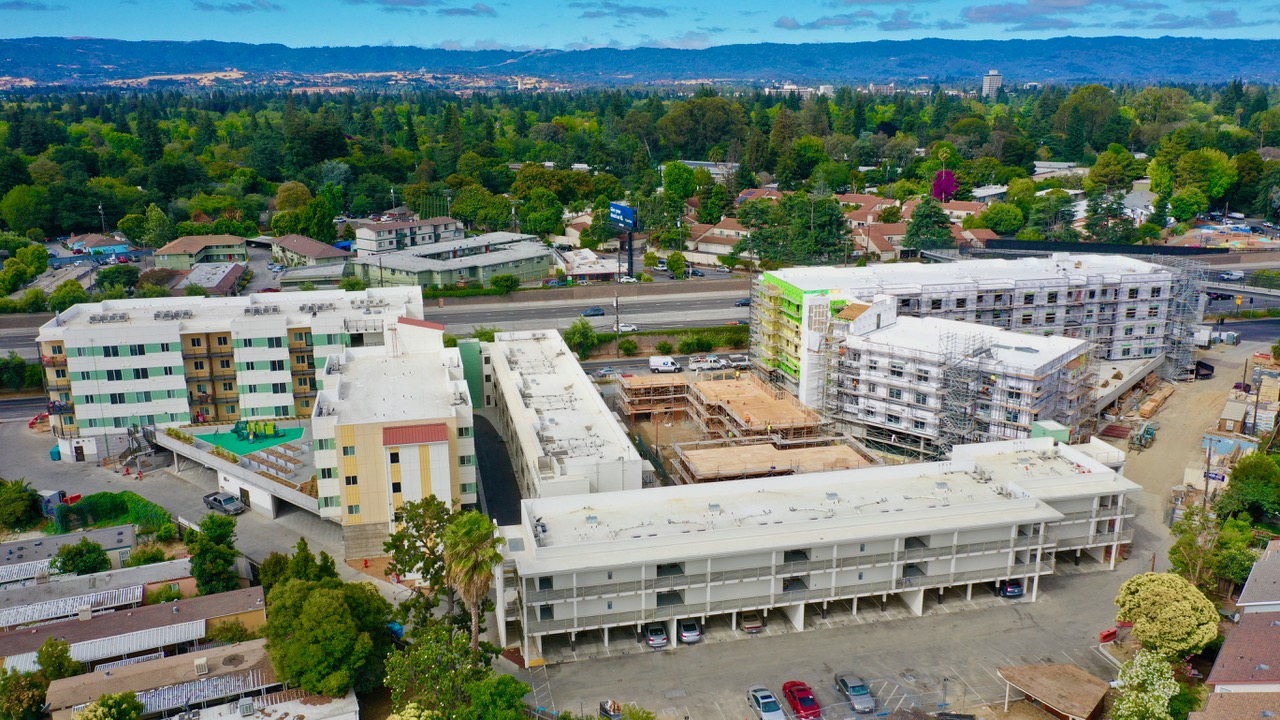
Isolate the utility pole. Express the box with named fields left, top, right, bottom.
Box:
left=98, top=203, right=106, bottom=234
left=613, top=291, right=621, bottom=357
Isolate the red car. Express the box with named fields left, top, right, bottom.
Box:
left=782, top=681, right=822, bottom=720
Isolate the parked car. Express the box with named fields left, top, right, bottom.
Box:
left=544, top=280, right=565, bottom=287
left=1219, top=271, right=1245, bottom=281
left=594, top=367, right=618, bottom=378
left=726, top=320, right=748, bottom=326
left=555, top=243, right=574, bottom=251
left=996, top=579, right=1024, bottom=598
left=834, top=673, right=877, bottom=714
left=618, top=275, right=638, bottom=283
left=746, top=686, right=786, bottom=720
left=656, top=260, right=668, bottom=271
left=688, top=355, right=728, bottom=371
left=644, top=622, right=668, bottom=649
left=690, top=268, right=705, bottom=277
left=581, top=307, right=606, bottom=317
left=740, top=610, right=765, bottom=633
left=717, top=265, right=733, bottom=273
left=616, top=323, right=638, bottom=332
left=782, top=681, right=822, bottom=720
left=648, top=355, right=682, bottom=373
left=734, top=298, right=752, bottom=307
left=203, top=491, right=246, bottom=515
left=678, top=619, right=702, bottom=644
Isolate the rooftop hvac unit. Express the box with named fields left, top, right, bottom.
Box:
left=77, top=605, right=92, bottom=621
left=193, top=657, right=209, bottom=676
left=238, top=702, right=254, bottom=717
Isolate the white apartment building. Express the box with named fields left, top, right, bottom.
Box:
left=311, top=318, right=477, bottom=556
left=485, top=330, right=644, bottom=498
left=36, top=288, right=423, bottom=462
left=982, top=69, right=1003, bottom=98
left=352, top=216, right=464, bottom=256
left=754, top=254, right=1194, bottom=402
left=497, top=437, right=1137, bottom=662
left=823, top=295, right=1093, bottom=455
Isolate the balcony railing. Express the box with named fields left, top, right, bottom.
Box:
left=52, top=424, right=80, bottom=439
left=41, top=355, right=67, bottom=367
left=1055, top=528, right=1133, bottom=550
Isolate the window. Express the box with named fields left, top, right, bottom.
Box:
left=391, top=481, right=402, bottom=494
left=106, top=369, right=123, bottom=381
left=867, top=360, right=878, bottom=370
left=319, top=468, right=336, bottom=479
left=216, top=336, right=229, bottom=346
left=295, top=355, right=307, bottom=365
left=222, top=382, right=233, bottom=391
left=79, top=371, right=90, bottom=380
left=867, top=383, right=878, bottom=393
left=346, top=504, right=361, bottom=515
left=1151, top=287, right=1162, bottom=298
left=994, top=293, right=1004, bottom=303
left=1023, top=293, right=1035, bottom=304
left=916, top=371, right=929, bottom=382
left=915, top=392, right=928, bottom=405
left=389, top=451, right=400, bottom=464
left=103, top=346, right=120, bottom=357
left=1045, top=313, right=1056, bottom=324
left=270, top=360, right=285, bottom=372
left=458, top=426, right=473, bottom=438
left=190, top=337, right=203, bottom=348
left=1147, top=325, right=1158, bottom=335
left=1121, top=347, right=1132, bottom=357
left=267, top=337, right=283, bottom=348
left=1021, top=313, right=1033, bottom=326
left=1124, top=326, right=1135, bottom=336
left=272, top=382, right=287, bottom=393
left=1128, top=288, right=1139, bottom=299
left=890, top=368, right=904, bottom=378
left=1007, top=390, right=1022, bottom=402
left=51, top=344, right=62, bottom=355
left=955, top=298, right=967, bottom=309
left=913, top=420, right=927, bottom=430
left=193, top=361, right=205, bottom=370
left=886, top=414, right=901, bottom=426
left=459, top=455, right=475, bottom=467
left=54, top=369, right=66, bottom=379
left=133, top=368, right=149, bottom=380
left=129, top=344, right=146, bottom=356
left=226, top=404, right=236, bottom=413
left=219, top=359, right=231, bottom=369
left=342, top=446, right=356, bottom=456
left=293, top=332, right=306, bottom=342
left=344, top=475, right=358, bottom=486
left=109, top=393, right=125, bottom=404
left=930, top=299, right=943, bottom=310
left=1047, top=292, right=1058, bottom=303
left=1148, top=305, right=1160, bottom=317
left=316, top=438, right=335, bottom=450
left=888, top=388, right=903, bottom=400
left=1088, top=289, right=1097, bottom=299
left=1005, top=410, right=1020, bottom=423
left=461, top=482, right=477, bottom=494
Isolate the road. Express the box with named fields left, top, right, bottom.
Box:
left=0, top=326, right=39, bottom=360
left=1217, top=317, right=1280, bottom=343
left=427, top=290, right=750, bottom=334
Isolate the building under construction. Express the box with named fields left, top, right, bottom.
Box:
left=820, top=296, right=1095, bottom=459
left=669, top=436, right=876, bottom=485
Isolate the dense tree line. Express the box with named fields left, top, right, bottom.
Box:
left=0, top=82, right=1277, bottom=265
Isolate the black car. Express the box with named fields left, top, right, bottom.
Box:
left=690, top=268, right=705, bottom=277
left=581, top=306, right=606, bottom=317
left=734, top=298, right=751, bottom=307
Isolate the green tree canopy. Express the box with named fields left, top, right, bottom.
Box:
left=51, top=538, right=111, bottom=575
left=1110, top=649, right=1178, bottom=720
left=443, top=511, right=505, bottom=654
left=1115, top=572, right=1219, bottom=658
left=1216, top=452, right=1280, bottom=519
left=563, top=318, right=598, bottom=360
left=903, top=197, right=954, bottom=250
left=0, top=477, right=42, bottom=531
left=95, top=264, right=140, bottom=290
left=972, top=202, right=1025, bottom=235
left=189, top=513, right=239, bottom=595
left=72, top=692, right=144, bottom=720
left=383, top=496, right=455, bottom=626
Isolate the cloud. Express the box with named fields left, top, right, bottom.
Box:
left=568, top=1, right=667, bottom=20
left=645, top=30, right=713, bottom=48
left=773, top=10, right=876, bottom=29
left=878, top=8, right=925, bottom=30
left=1113, top=8, right=1264, bottom=29
left=433, top=38, right=538, bottom=50
left=0, top=0, right=64, bottom=8
left=438, top=2, right=494, bottom=16
left=192, top=0, right=281, bottom=12
left=342, top=0, right=442, bottom=14
left=961, top=0, right=1171, bottom=31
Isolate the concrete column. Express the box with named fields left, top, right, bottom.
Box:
left=667, top=618, right=678, bottom=648
left=569, top=631, right=576, bottom=652
left=966, top=583, right=973, bottom=601
left=1109, top=542, right=1118, bottom=570
left=901, top=588, right=925, bottom=616
left=1031, top=573, right=1040, bottom=603
left=780, top=603, right=804, bottom=631
left=603, top=625, right=609, bottom=648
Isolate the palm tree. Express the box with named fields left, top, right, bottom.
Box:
left=443, top=511, right=505, bottom=655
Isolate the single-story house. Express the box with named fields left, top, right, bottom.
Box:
left=737, top=187, right=788, bottom=204
left=851, top=223, right=906, bottom=261
left=154, top=235, right=248, bottom=271
left=940, top=200, right=988, bottom=222
left=951, top=226, right=999, bottom=249
left=972, top=185, right=1009, bottom=203
left=997, top=664, right=1109, bottom=720
left=0, top=526, right=137, bottom=588
left=173, top=262, right=246, bottom=297
left=270, top=234, right=352, bottom=267
left=676, top=160, right=739, bottom=184
left=834, top=193, right=892, bottom=210
left=1236, top=539, right=1280, bottom=615
left=69, top=233, right=131, bottom=256
left=279, top=262, right=349, bottom=291
left=1188, top=691, right=1280, bottom=720
left=1207, top=612, right=1280, bottom=692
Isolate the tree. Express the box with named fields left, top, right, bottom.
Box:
left=95, top=264, right=140, bottom=290
left=183, top=284, right=209, bottom=297
left=643, top=251, right=659, bottom=268
left=0, top=477, right=42, bottom=531
left=258, top=551, right=291, bottom=597
left=489, top=274, right=519, bottom=294
left=930, top=169, right=958, bottom=202
left=72, top=692, right=145, bottom=720
left=1168, top=505, right=1259, bottom=594
left=878, top=205, right=902, bottom=224
left=662, top=162, right=696, bottom=202
left=134, top=283, right=172, bottom=298
left=973, top=202, right=1024, bottom=235
left=563, top=318, right=598, bottom=360
left=666, top=251, right=686, bottom=279
left=189, top=513, right=239, bottom=595
left=264, top=578, right=394, bottom=696
left=443, top=511, right=505, bottom=654
left=383, top=496, right=455, bottom=626
left=1216, top=452, right=1280, bottom=519
left=1175, top=148, right=1237, bottom=201
left=52, top=537, right=111, bottom=575
left=0, top=667, right=46, bottom=720
left=339, top=275, right=368, bottom=292
left=1085, top=190, right=1136, bottom=243
left=903, top=197, right=954, bottom=250
left=1115, top=572, right=1218, bottom=658
left=124, top=543, right=168, bottom=568
left=0, top=185, right=52, bottom=235
left=1169, top=186, right=1209, bottom=222
left=586, top=195, right=617, bottom=250
left=618, top=338, right=638, bottom=356
left=517, top=188, right=563, bottom=236
left=384, top=620, right=494, bottom=713
left=36, top=637, right=80, bottom=682
left=275, top=181, right=313, bottom=213
left=140, top=203, right=176, bottom=249
left=1110, top=650, right=1178, bottom=720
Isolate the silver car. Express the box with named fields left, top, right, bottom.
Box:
left=746, top=685, right=786, bottom=720
left=644, top=622, right=668, bottom=649
left=835, top=672, right=876, bottom=714
left=678, top=619, right=702, bottom=644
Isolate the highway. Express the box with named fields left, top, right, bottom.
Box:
left=426, top=290, right=751, bottom=334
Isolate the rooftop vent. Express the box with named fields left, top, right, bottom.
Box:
left=708, top=503, right=722, bottom=514
left=194, top=657, right=209, bottom=676
left=825, top=492, right=839, bottom=502
left=585, top=515, right=599, bottom=526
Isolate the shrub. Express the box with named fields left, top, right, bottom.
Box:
left=618, top=338, right=639, bottom=356
left=638, top=273, right=653, bottom=282
left=655, top=341, right=673, bottom=354
left=145, top=585, right=184, bottom=604
left=125, top=543, right=168, bottom=567
left=156, top=522, right=178, bottom=543
left=677, top=338, right=698, bottom=354
left=422, top=287, right=505, bottom=299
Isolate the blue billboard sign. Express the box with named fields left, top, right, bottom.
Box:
left=608, top=202, right=636, bottom=230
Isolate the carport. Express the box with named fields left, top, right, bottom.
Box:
left=997, top=664, right=1109, bottom=720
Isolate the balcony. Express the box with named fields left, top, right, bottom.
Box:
left=52, top=424, right=80, bottom=439
left=41, top=355, right=67, bottom=367
left=47, top=378, right=71, bottom=391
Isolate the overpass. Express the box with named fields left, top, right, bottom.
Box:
left=1202, top=281, right=1280, bottom=299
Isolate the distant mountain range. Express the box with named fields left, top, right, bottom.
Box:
left=0, top=36, right=1277, bottom=89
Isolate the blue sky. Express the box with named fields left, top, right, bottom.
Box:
left=0, top=0, right=1274, bottom=50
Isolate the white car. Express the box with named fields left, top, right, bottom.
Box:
left=618, top=275, right=638, bottom=283
left=616, top=323, right=638, bottom=332
left=747, top=686, right=786, bottom=720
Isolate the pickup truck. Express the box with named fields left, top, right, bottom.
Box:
left=726, top=354, right=751, bottom=370
left=203, top=491, right=246, bottom=515
left=688, top=354, right=728, bottom=371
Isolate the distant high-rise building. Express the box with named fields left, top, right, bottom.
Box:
left=982, top=69, right=1003, bottom=98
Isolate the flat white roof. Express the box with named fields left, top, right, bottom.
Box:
left=491, top=330, right=638, bottom=467
left=37, top=288, right=423, bottom=340
left=851, top=315, right=1089, bottom=372
left=503, top=437, right=1138, bottom=573
left=354, top=241, right=550, bottom=273
left=767, top=253, right=1170, bottom=293
left=322, top=323, right=467, bottom=426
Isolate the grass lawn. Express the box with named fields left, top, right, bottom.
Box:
left=194, top=427, right=304, bottom=456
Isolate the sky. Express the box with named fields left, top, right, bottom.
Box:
left=0, top=0, right=1274, bottom=51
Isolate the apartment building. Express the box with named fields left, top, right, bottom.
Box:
left=496, top=437, right=1138, bottom=662
left=351, top=232, right=552, bottom=288
left=753, top=254, right=1193, bottom=400
left=153, top=235, right=248, bottom=270
left=484, top=330, right=643, bottom=498
left=351, top=215, right=463, bottom=256
left=822, top=295, right=1093, bottom=455
left=310, top=318, right=477, bottom=556
left=36, top=288, right=423, bottom=463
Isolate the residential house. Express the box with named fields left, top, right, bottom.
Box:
left=351, top=215, right=464, bottom=256
left=972, top=185, right=1009, bottom=204
left=0, top=526, right=137, bottom=588
left=1207, top=613, right=1280, bottom=692
left=677, top=160, right=739, bottom=184
left=154, top=235, right=248, bottom=271
left=173, top=262, right=246, bottom=297
left=270, top=234, right=353, bottom=267
left=1237, top=540, right=1280, bottom=615
left=70, top=233, right=131, bottom=256
left=0, top=559, right=195, bottom=631
left=1188, top=692, right=1280, bottom=720
left=690, top=217, right=752, bottom=257
left=737, top=187, right=788, bottom=204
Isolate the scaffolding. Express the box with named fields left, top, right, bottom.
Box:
left=937, top=331, right=989, bottom=455
left=1155, top=255, right=1206, bottom=383
left=617, top=373, right=690, bottom=424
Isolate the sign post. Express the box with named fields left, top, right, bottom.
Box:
left=608, top=202, right=638, bottom=279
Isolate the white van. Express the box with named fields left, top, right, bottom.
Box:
left=1219, top=271, right=1245, bottom=281
left=648, top=355, right=682, bottom=373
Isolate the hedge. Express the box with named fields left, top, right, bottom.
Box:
left=51, top=491, right=172, bottom=535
